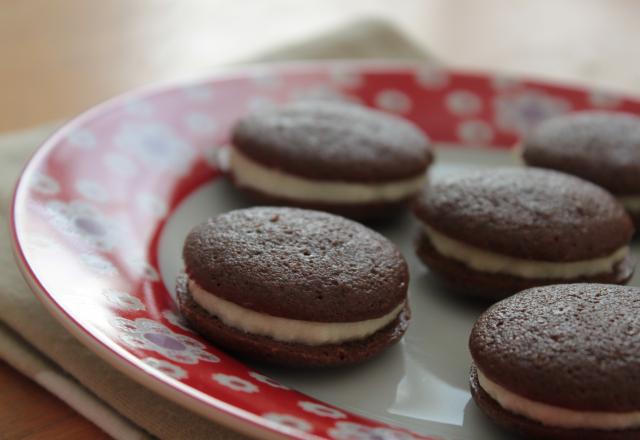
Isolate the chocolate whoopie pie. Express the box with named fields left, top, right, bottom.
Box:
left=177, top=207, right=410, bottom=367
left=469, top=283, right=640, bottom=440
left=522, top=111, right=640, bottom=228
left=228, top=101, right=433, bottom=219
left=412, top=168, right=635, bottom=299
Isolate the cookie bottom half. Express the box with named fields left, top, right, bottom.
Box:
left=176, top=274, right=410, bottom=367
left=416, top=233, right=634, bottom=300
left=228, top=175, right=417, bottom=221
left=470, top=365, right=640, bottom=440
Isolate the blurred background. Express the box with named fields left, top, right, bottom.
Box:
left=4, top=0, right=640, bottom=133
left=3, top=0, right=640, bottom=438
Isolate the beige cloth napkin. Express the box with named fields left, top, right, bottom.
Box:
left=0, top=18, right=428, bottom=439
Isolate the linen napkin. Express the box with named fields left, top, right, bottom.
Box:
left=0, top=18, right=429, bottom=439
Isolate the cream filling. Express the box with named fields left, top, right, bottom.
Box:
left=229, top=147, right=426, bottom=203
left=619, top=195, right=640, bottom=213
left=188, top=279, right=404, bottom=346
left=478, top=369, right=640, bottom=429
left=423, top=225, right=628, bottom=279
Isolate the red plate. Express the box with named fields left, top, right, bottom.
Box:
left=11, top=61, right=640, bottom=439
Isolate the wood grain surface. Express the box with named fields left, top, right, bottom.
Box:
left=3, top=0, right=640, bottom=133
left=2, top=0, right=640, bottom=438
left=0, top=361, right=110, bottom=439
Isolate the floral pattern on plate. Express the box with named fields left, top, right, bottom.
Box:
left=12, top=61, right=640, bottom=440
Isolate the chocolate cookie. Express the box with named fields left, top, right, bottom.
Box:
left=178, top=207, right=410, bottom=367
left=412, top=168, right=635, bottom=299
left=469, top=283, right=640, bottom=439
left=522, top=111, right=640, bottom=227
left=227, top=101, right=433, bottom=219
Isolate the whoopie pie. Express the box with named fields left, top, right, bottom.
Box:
left=521, top=111, right=640, bottom=228
left=227, top=101, right=433, bottom=219
left=177, top=207, right=410, bottom=367
left=470, top=283, right=640, bottom=439
left=412, top=168, right=635, bottom=299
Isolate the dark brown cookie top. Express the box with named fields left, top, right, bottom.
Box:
left=522, top=111, right=640, bottom=195
left=183, top=207, right=408, bottom=322
left=469, top=283, right=640, bottom=412
left=231, top=101, right=432, bottom=183
left=413, top=168, right=634, bottom=261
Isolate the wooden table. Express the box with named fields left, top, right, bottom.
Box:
left=3, top=0, right=640, bottom=438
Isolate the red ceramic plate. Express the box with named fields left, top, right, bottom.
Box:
left=11, top=61, right=640, bottom=440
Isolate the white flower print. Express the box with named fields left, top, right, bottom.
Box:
left=75, top=179, right=109, bottom=203
left=184, top=112, right=218, bottom=136
left=250, top=69, right=282, bottom=88
left=67, top=129, right=97, bottom=149
left=136, top=193, right=168, bottom=219
left=80, top=253, right=118, bottom=275
left=125, top=255, right=160, bottom=282
left=104, top=153, right=138, bottom=178
left=183, top=84, right=214, bottom=102
left=103, top=288, right=145, bottom=311
left=162, top=309, right=192, bottom=332
left=329, top=422, right=370, bottom=440
left=114, top=122, right=195, bottom=174
left=491, top=74, right=520, bottom=91
left=212, top=374, right=259, bottom=393
left=588, top=89, right=622, bottom=108
left=46, top=200, right=122, bottom=252
left=446, top=90, right=482, bottom=116
left=330, top=65, right=363, bottom=88
left=249, top=372, right=289, bottom=390
left=328, top=422, right=416, bottom=440
left=30, top=172, right=60, bottom=195
left=375, top=90, right=412, bottom=114
left=298, top=401, right=346, bottom=419
left=143, top=357, right=187, bottom=380
left=123, top=100, right=153, bottom=117
left=195, top=350, right=221, bottom=364
left=113, top=317, right=220, bottom=364
left=494, top=90, right=570, bottom=135
left=457, top=120, right=494, bottom=144
left=415, top=63, right=449, bottom=89
left=263, top=413, right=312, bottom=433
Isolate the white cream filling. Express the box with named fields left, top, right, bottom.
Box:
left=619, top=195, right=640, bottom=213
left=189, top=279, right=404, bottom=346
left=229, top=147, right=426, bottom=203
left=423, top=225, right=628, bottom=279
left=478, top=369, right=640, bottom=429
